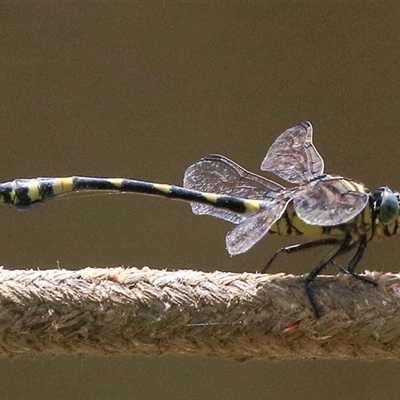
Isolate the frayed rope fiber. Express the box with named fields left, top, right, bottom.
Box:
left=0, top=267, right=399, bottom=360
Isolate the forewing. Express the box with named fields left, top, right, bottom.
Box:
left=184, top=154, right=284, bottom=224
left=293, top=179, right=369, bottom=226
left=225, top=200, right=289, bottom=255
left=261, top=121, right=324, bottom=183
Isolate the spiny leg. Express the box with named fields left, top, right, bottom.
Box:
left=331, top=235, right=377, bottom=286
left=305, top=237, right=353, bottom=317
left=330, top=259, right=352, bottom=275
left=307, top=235, right=377, bottom=317
left=328, top=240, right=359, bottom=275
left=261, top=237, right=343, bottom=274
left=262, top=235, right=377, bottom=317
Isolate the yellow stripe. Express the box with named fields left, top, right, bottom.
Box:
left=242, top=199, right=261, bottom=213
left=290, top=214, right=323, bottom=236
left=340, top=179, right=367, bottom=194
left=153, top=183, right=171, bottom=194
left=202, top=193, right=219, bottom=203
left=108, top=178, right=123, bottom=187
left=52, top=178, right=74, bottom=196
left=26, top=181, right=41, bottom=203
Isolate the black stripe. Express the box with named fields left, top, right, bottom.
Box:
left=0, top=182, right=14, bottom=205
left=72, top=178, right=249, bottom=214
left=13, top=179, right=35, bottom=206
left=167, top=186, right=248, bottom=213
left=283, top=210, right=294, bottom=235
left=37, top=178, right=56, bottom=200
left=73, top=177, right=121, bottom=191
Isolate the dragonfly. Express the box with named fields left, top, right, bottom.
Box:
left=184, top=121, right=400, bottom=315
left=1, top=121, right=398, bottom=316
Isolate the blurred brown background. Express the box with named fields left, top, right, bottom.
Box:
left=1, top=3, right=400, bottom=399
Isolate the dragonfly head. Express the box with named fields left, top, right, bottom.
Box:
left=373, top=186, right=400, bottom=225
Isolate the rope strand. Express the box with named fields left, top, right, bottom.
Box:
left=0, top=267, right=399, bottom=360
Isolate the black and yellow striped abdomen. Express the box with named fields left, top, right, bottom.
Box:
left=0, top=175, right=398, bottom=245
left=0, top=178, right=75, bottom=206
left=0, top=176, right=262, bottom=216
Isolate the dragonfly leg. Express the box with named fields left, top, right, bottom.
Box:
left=262, top=235, right=377, bottom=317
left=304, top=237, right=354, bottom=317
left=306, top=234, right=377, bottom=317
left=261, top=238, right=342, bottom=274
left=329, top=235, right=377, bottom=285
left=305, top=263, right=331, bottom=318
left=346, top=235, right=378, bottom=285
left=328, top=239, right=359, bottom=274
left=329, top=259, right=350, bottom=275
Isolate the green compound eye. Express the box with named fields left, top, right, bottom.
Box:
left=378, top=187, right=399, bottom=225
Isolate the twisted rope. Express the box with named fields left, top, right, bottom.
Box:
left=0, top=267, right=399, bottom=360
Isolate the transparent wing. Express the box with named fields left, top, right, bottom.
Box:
left=184, top=154, right=285, bottom=224
left=225, top=200, right=289, bottom=255
left=293, top=178, right=369, bottom=226
left=261, top=121, right=324, bottom=184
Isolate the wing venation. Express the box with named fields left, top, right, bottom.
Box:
left=261, top=121, right=324, bottom=183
